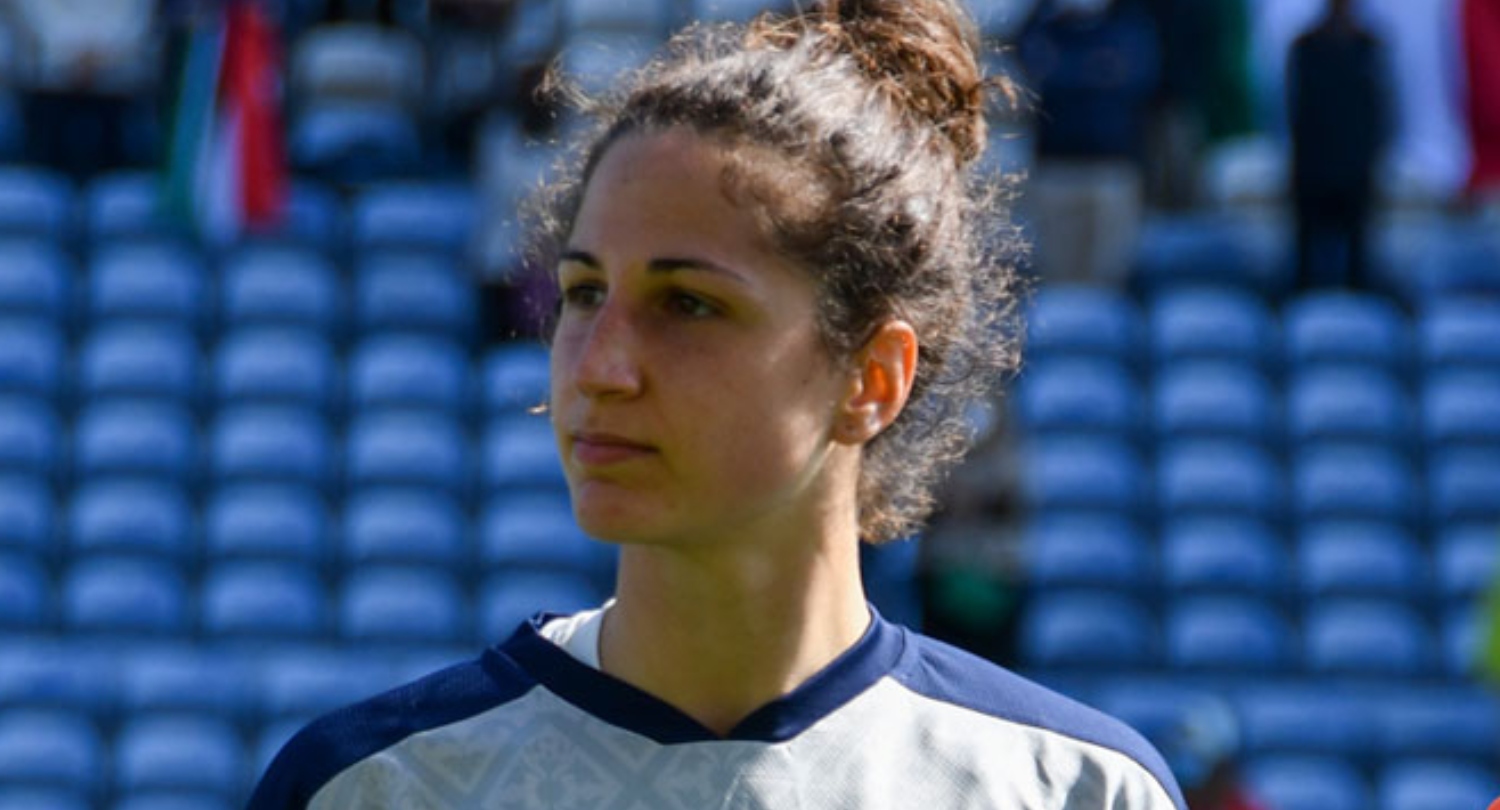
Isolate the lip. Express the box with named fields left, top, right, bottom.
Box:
left=570, top=430, right=657, bottom=466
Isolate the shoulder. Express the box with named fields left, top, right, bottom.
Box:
left=246, top=648, right=537, bottom=810
left=886, top=629, right=1185, bottom=809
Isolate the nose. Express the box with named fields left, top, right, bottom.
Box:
left=564, top=298, right=643, bottom=400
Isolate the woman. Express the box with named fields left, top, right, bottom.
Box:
left=249, top=1, right=1184, bottom=807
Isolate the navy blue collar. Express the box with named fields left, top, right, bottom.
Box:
left=490, top=608, right=908, bottom=745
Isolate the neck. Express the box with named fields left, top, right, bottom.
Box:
left=598, top=528, right=871, bottom=737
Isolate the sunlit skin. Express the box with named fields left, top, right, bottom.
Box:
left=549, top=127, right=917, bottom=735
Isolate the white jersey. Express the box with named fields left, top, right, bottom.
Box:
left=248, top=610, right=1184, bottom=810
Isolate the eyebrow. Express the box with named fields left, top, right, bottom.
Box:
left=559, top=249, right=747, bottom=283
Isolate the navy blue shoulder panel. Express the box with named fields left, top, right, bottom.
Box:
left=245, top=635, right=538, bottom=809
left=890, top=628, right=1187, bottom=810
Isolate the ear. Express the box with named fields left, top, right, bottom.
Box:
left=835, top=319, right=918, bottom=445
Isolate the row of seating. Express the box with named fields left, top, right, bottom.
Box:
left=0, top=242, right=479, bottom=340
left=1, top=556, right=607, bottom=646
left=1017, top=360, right=1500, bottom=450
left=1026, top=286, right=1500, bottom=371
left=1023, top=514, right=1494, bottom=605
left=1019, top=588, right=1478, bottom=679
left=1019, top=436, right=1500, bottom=529
left=0, top=325, right=545, bottom=409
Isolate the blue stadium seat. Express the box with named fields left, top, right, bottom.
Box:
left=478, top=570, right=606, bottom=642
left=480, top=416, right=568, bottom=492
left=1282, top=291, right=1411, bottom=370
left=1421, top=369, right=1500, bottom=449
left=200, top=561, right=327, bottom=640
left=1376, top=688, right=1500, bottom=766
left=556, top=32, right=658, bottom=97
left=209, top=406, right=332, bottom=489
left=117, top=646, right=254, bottom=719
left=1376, top=760, right=1500, bottom=810
left=1148, top=286, right=1276, bottom=367
left=478, top=493, right=601, bottom=574
left=1022, top=514, right=1153, bottom=591
left=0, top=395, right=60, bottom=477
left=1131, top=213, right=1282, bottom=296
left=0, top=474, right=54, bottom=557
left=1289, top=445, right=1419, bottom=525
left=1020, top=436, right=1149, bottom=516
left=68, top=479, right=193, bottom=561
left=1441, top=605, right=1484, bottom=679
left=353, top=252, right=475, bottom=337
left=0, top=238, right=71, bottom=321
left=203, top=484, right=330, bottom=563
left=110, top=793, right=235, bottom=810
left=345, top=410, right=470, bottom=494
left=342, top=487, right=467, bottom=567
left=1419, top=298, right=1500, bottom=369
left=1304, top=599, right=1435, bottom=677
left=1012, top=358, right=1143, bottom=437
left=1165, top=596, right=1294, bottom=672
left=481, top=342, right=551, bottom=417
left=267, top=179, right=344, bottom=250
left=692, top=0, right=782, bottom=23
left=1297, top=521, right=1426, bottom=601
left=219, top=244, right=342, bottom=333
left=76, top=323, right=201, bottom=402
left=83, top=170, right=172, bottom=240
left=0, top=165, right=74, bottom=238
left=0, top=317, right=64, bottom=397
left=563, top=0, right=672, bottom=33
left=88, top=241, right=206, bottom=328
left=1024, top=284, right=1144, bottom=364
left=1161, top=516, right=1288, bottom=597
left=0, top=708, right=105, bottom=794
left=0, top=787, right=93, bottom=810
left=251, top=648, right=402, bottom=724
left=348, top=334, right=471, bottom=412
left=1017, top=591, right=1158, bottom=670
left=1245, top=755, right=1369, bottom=810
left=1156, top=439, right=1283, bottom=519
left=213, top=328, right=338, bottom=409
left=338, top=566, right=468, bottom=644
left=60, top=557, right=189, bottom=636
left=1434, top=525, right=1500, bottom=604
left=72, top=400, right=197, bottom=482
left=350, top=181, right=477, bottom=258
left=289, top=101, right=423, bottom=184
left=1238, top=686, right=1376, bottom=760
left=112, top=713, right=247, bottom=798
left=1285, top=367, right=1412, bottom=446
left=1152, top=361, right=1275, bottom=441
left=0, top=552, right=50, bottom=630
left=1427, top=449, right=1500, bottom=526
left=1410, top=224, right=1500, bottom=299
left=0, top=641, right=115, bottom=715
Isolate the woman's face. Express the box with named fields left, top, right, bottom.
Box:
left=550, top=128, right=858, bottom=549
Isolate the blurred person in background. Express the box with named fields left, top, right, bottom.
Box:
left=1158, top=697, right=1269, bottom=810
left=0, top=0, right=162, bottom=178
left=1017, top=0, right=1159, bottom=285
left=1286, top=0, right=1391, bottom=290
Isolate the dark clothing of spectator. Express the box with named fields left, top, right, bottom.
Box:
left=1287, top=6, right=1391, bottom=290
left=1019, top=0, right=1161, bottom=165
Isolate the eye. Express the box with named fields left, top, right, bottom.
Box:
left=666, top=289, right=721, bottom=319
left=561, top=281, right=606, bottom=310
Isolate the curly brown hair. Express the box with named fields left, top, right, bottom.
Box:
left=526, top=0, right=1026, bottom=543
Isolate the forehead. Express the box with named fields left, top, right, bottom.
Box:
left=571, top=128, right=815, bottom=261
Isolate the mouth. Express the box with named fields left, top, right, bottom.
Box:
left=569, top=431, right=657, bottom=466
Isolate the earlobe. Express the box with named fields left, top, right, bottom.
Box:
left=837, top=320, right=918, bottom=445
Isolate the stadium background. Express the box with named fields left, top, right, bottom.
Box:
left=0, top=0, right=1496, bottom=808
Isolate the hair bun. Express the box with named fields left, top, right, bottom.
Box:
left=811, top=0, right=999, bottom=165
